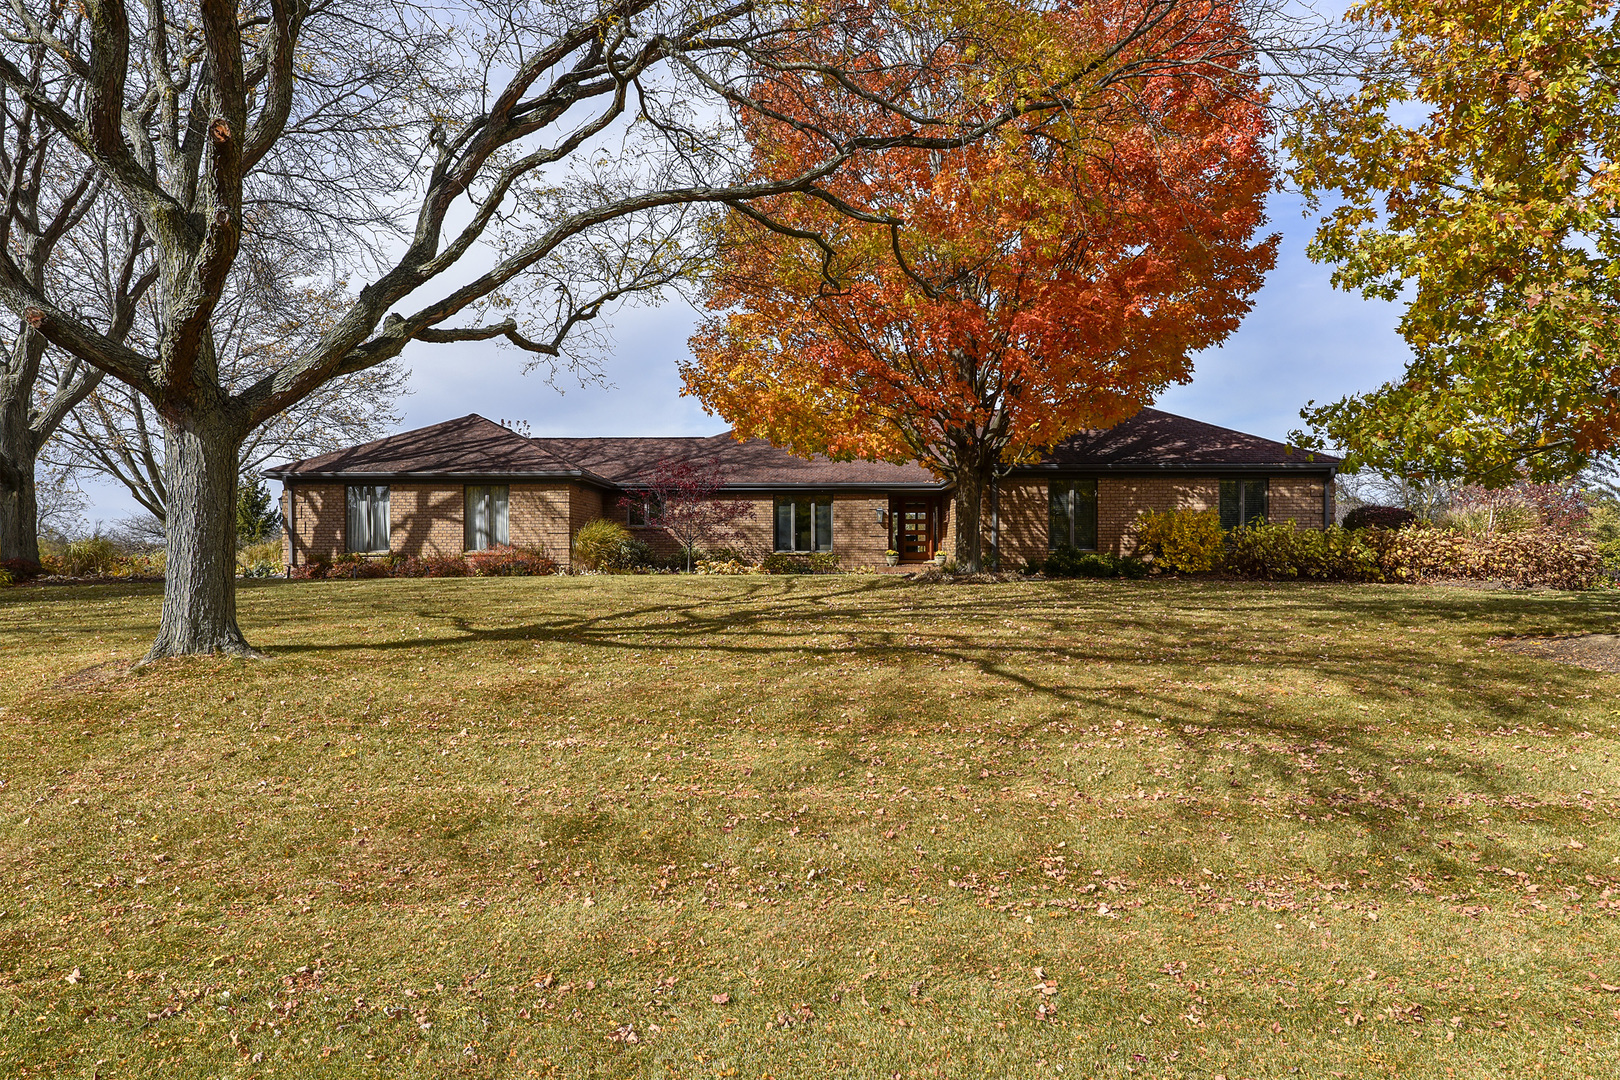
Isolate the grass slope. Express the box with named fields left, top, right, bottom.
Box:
left=1, top=576, right=1618, bottom=1078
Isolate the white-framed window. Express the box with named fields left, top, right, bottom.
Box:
left=774, top=495, right=832, bottom=552
left=1048, top=479, right=1098, bottom=550
left=464, top=485, right=510, bottom=550
left=346, top=484, right=390, bottom=552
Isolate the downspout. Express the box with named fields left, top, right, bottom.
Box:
left=287, top=483, right=297, bottom=576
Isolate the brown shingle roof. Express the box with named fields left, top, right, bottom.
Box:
left=539, top=433, right=940, bottom=488
left=265, top=408, right=1336, bottom=485
left=264, top=414, right=585, bottom=478
left=1031, top=408, right=1339, bottom=469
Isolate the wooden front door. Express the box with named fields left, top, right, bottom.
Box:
left=893, top=497, right=936, bottom=562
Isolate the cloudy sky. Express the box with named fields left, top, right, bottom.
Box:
left=74, top=192, right=1412, bottom=525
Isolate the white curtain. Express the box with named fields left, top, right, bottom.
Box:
left=346, top=485, right=389, bottom=552
left=465, top=485, right=509, bottom=550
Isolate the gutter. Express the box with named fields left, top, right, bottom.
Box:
left=263, top=467, right=620, bottom=490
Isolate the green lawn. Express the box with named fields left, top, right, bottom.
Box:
left=2, top=575, right=1618, bottom=1078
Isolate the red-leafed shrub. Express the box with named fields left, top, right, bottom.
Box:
left=466, top=545, right=557, bottom=577
left=2, top=557, right=42, bottom=582
left=287, top=547, right=556, bottom=580
left=1342, top=504, right=1417, bottom=532
left=1383, top=526, right=1603, bottom=590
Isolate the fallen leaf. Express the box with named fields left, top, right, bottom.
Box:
left=65, top=968, right=82, bottom=985
left=712, top=993, right=731, bottom=1005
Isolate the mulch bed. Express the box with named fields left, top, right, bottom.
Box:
left=1498, top=634, right=1620, bottom=674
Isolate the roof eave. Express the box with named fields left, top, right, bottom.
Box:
left=1013, top=461, right=1340, bottom=475
left=265, top=468, right=608, bottom=484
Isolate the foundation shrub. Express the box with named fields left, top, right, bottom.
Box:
left=1042, top=546, right=1149, bottom=579
left=572, top=519, right=652, bottom=571
left=1134, top=508, right=1223, bottom=573
left=1223, top=522, right=1389, bottom=582
left=466, top=544, right=557, bottom=577
left=573, top=519, right=630, bottom=571
left=762, top=552, right=841, bottom=574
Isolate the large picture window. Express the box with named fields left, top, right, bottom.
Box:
left=1049, top=479, right=1098, bottom=550
left=1219, top=478, right=1269, bottom=529
left=346, top=484, right=390, bottom=553
left=774, top=495, right=832, bottom=552
left=464, top=485, right=510, bottom=550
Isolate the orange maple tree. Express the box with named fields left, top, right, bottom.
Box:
left=682, top=0, right=1278, bottom=570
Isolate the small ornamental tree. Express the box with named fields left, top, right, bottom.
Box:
left=625, top=458, right=751, bottom=572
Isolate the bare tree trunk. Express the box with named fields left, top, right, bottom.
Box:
left=144, top=414, right=260, bottom=661
left=0, top=391, right=40, bottom=565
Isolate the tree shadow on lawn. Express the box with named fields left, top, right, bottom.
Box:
left=29, top=577, right=1609, bottom=885
left=267, top=577, right=1617, bottom=723
left=262, top=579, right=1618, bottom=862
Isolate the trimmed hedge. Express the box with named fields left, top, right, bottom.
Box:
left=1382, top=526, right=1602, bottom=590
left=1223, top=522, right=1388, bottom=582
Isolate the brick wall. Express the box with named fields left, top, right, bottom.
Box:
left=568, top=486, right=604, bottom=561
left=286, top=483, right=345, bottom=564
left=621, top=492, right=896, bottom=567
left=389, top=484, right=466, bottom=557
left=1270, top=476, right=1327, bottom=528
left=285, top=480, right=598, bottom=566
left=833, top=493, right=892, bottom=567
left=1100, top=478, right=1220, bottom=556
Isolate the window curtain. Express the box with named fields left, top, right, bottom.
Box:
left=346, top=485, right=389, bottom=552
left=464, top=485, right=510, bottom=550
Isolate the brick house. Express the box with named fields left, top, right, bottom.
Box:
left=265, top=410, right=1339, bottom=570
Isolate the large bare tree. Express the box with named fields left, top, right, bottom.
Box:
left=46, top=203, right=410, bottom=523
left=0, top=0, right=1332, bottom=658
left=0, top=4, right=154, bottom=565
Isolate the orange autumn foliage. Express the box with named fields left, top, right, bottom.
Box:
left=682, top=0, right=1278, bottom=568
